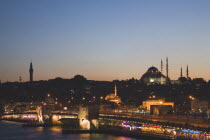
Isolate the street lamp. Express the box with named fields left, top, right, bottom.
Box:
left=189, top=96, right=195, bottom=100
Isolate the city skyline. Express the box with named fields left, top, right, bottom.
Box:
left=2, top=1, right=210, bottom=140
left=1, top=0, right=210, bottom=82
left=0, top=60, right=205, bottom=82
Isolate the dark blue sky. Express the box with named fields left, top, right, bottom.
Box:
left=1, top=0, right=210, bottom=82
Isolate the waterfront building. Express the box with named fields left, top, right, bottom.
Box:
left=141, top=100, right=174, bottom=115
left=78, top=105, right=99, bottom=130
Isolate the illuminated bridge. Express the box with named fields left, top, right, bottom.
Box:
left=2, top=112, right=210, bottom=140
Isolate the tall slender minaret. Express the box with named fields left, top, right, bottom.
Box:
left=180, top=67, right=183, bottom=78
left=161, top=59, right=163, bottom=73
left=186, top=65, right=189, bottom=79
left=114, top=83, right=117, bottom=96
left=19, top=76, right=22, bottom=83
left=166, top=57, right=169, bottom=78
left=29, top=62, right=33, bottom=82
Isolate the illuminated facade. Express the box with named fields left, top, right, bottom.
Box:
left=105, top=83, right=121, bottom=104
left=142, top=100, right=174, bottom=114
left=78, top=105, right=99, bottom=130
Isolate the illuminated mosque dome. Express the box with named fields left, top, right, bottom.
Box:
left=140, top=66, right=169, bottom=85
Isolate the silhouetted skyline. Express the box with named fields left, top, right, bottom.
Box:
left=1, top=0, right=210, bottom=82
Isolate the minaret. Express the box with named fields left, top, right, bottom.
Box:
left=29, top=62, right=33, bottom=82
left=114, top=83, right=117, bottom=96
left=180, top=67, right=183, bottom=78
left=161, top=59, right=163, bottom=73
left=186, top=65, right=189, bottom=79
left=19, top=76, right=22, bottom=83
left=166, top=57, right=169, bottom=78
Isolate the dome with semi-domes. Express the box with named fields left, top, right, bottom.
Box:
left=140, top=66, right=169, bottom=85
left=147, top=66, right=159, bottom=73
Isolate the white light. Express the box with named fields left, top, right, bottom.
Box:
left=150, top=79, right=154, bottom=82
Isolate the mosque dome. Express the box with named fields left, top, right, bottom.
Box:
left=105, top=94, right=121, bottom=104
left=147, top=66, right=159, bottom=73
left=140, top=66, right=168, bottom=85
left=141, top=67, right=163, bottom=78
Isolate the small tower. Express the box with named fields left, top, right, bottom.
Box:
left=161, top=59, right=163, bottom=73
left=186, top=65, right=189, bottom=79
left=29, top=62, right=33, bottom=82
left=166, top=57, right=169, bottom=78
left=180, top=67, right=183, bottom=78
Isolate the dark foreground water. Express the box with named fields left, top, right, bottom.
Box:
left=0, top=121, right=141, bottom=140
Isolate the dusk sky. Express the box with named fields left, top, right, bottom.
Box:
left=1, top=0, right=210, bottom=82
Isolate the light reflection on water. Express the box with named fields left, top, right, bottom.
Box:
left=0, top=121, right=140, bottom=140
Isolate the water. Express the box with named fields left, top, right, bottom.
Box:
left=0, top=121, right=140, bottom=140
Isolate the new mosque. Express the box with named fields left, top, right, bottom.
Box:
left=105, top=83, right=121, bottom=104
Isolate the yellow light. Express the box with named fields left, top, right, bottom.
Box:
left=64, top=107, right=67, bottom=110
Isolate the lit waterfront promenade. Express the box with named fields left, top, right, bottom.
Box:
left=99, top=112, right=210, bottom=139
